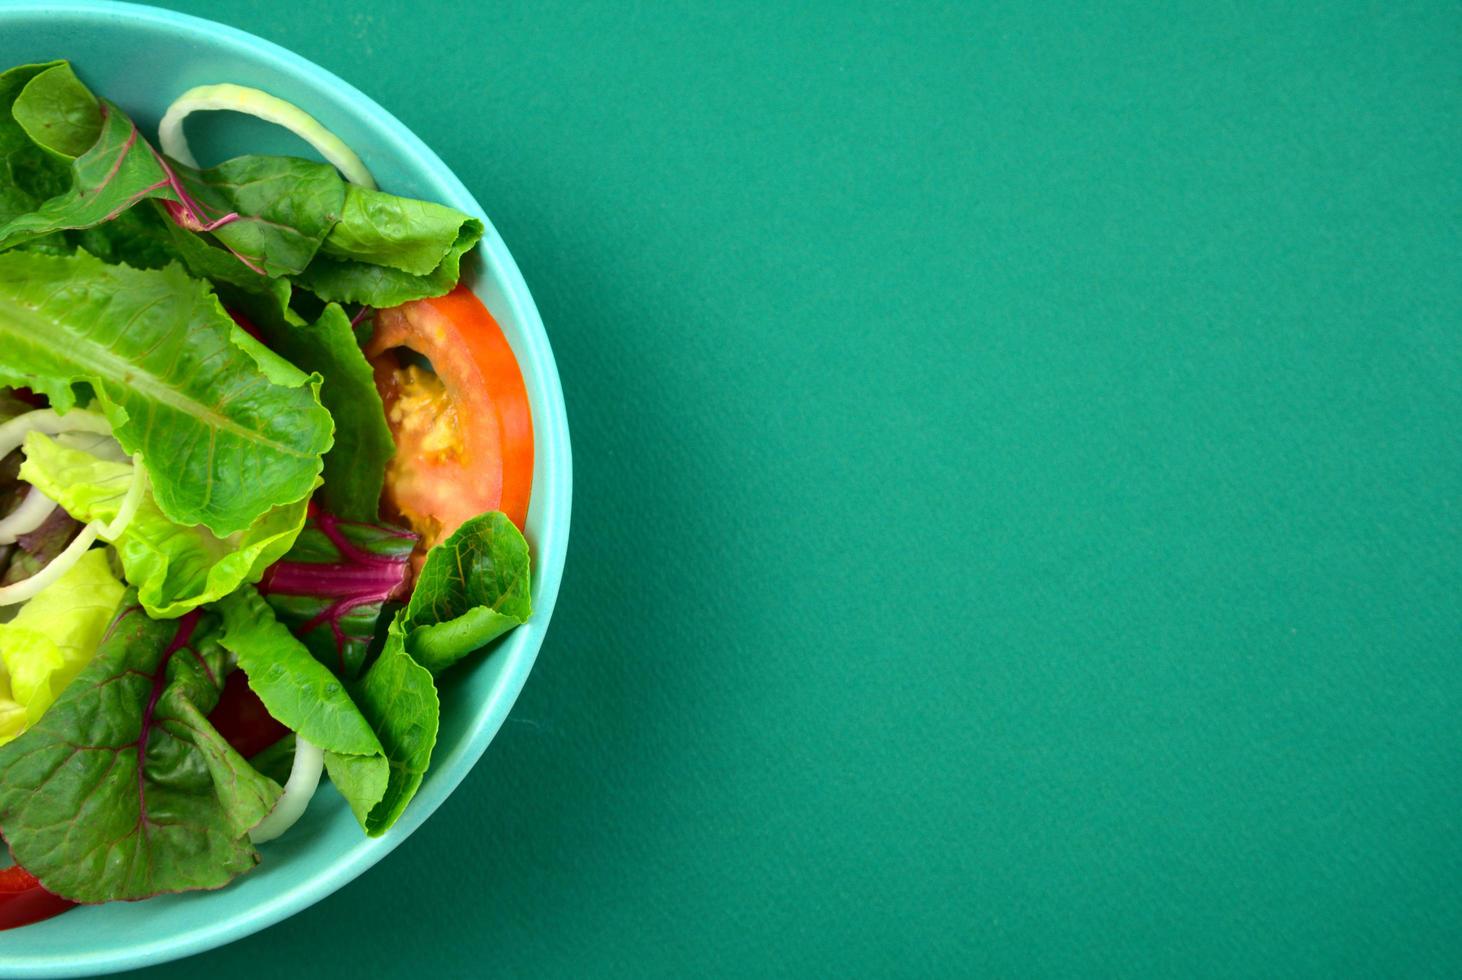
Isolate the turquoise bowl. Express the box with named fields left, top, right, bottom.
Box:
left=0, top=2, right=572, bottom=975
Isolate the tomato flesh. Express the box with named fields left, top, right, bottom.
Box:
left=367, top=286, right=533, bottom=547
left=0, top=865, right=75, bottom=930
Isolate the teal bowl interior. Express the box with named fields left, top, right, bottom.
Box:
left=0, top=2, right=572, bottom=976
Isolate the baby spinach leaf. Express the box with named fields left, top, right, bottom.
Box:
left=296, top=219, right=482, bottom=308
left=0, top=98, right=172, bottom=251
left=405, top=512, right=532, bottom=673
left=0, top=63, right=69, bottom=226
left=176, top=155, right=345, bottom=278
left=321, top=184, right=478, bottom=276
left=0, top=250, right=332, bottom=535
left=0, top=63, right=480, bottom=302
left=11, top=62, right=100, bottom=159
left=0, top=602, right=282, bottom=902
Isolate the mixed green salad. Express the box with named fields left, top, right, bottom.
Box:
left=0, top=60, right=537, bottom=924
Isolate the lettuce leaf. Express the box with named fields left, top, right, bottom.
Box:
left=0, top=63, right=70, bottom=228
left=0, top=95, right=174, bottom=251
left=342, top=512, right=531, bottom=833
left=405, top=512, right=533, bottom=673
left=0, top=601, right=282, bottom=902
left=295, top=220, right=482, bottom=308
left=20, top=431, right=312, bottom=618
left=174, top=154, right=346, bottom=278
left=0, top=61, right=480, bottom=305
left=0, top=250, right=332, bottom=535
left=11, top=62, right=101, bottom=159
left=350, top=612, right=439, bottom=835
left=70, top=203, right=299, bottom=347
left=321, top=184, right=480, bottom=276
left=0, top=548, right=123, bottom=744
left=246, top=303, right=394, bottom=521
left=213, top=588, right=390, bottom=829
left=0, top=70, right=320, bottom=274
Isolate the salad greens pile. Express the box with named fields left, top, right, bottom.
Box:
left=0, top=61, right=532, bottom=904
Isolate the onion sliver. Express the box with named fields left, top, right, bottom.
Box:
left=250, top=736, right=324, bottom=844
left=159, top=84, right=376, bottom=189
left=90, top=455, right=148, bottom=542
left=0, top=522, right=98, bottom=605
left=0, top=487, right=58, bottom=544
left=0, top=409, right=111, bottom=462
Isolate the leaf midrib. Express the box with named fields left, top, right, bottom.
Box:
left=0, top=288, right=312, bottom=460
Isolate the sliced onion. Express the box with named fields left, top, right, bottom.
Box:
left=55, top=430, right=129, bottom=462
left=0, top=522, right=98, bottom=606
left=159, top=84, right=376, bottom=189
left=90, top=455, right=148, bottom=542
left=0, top=425, right=144, bottom=602
left=250, top=736, right=324, bottom=844
left=0, top=408, right=111, bottom=462
left=0, top=487, right=58, bottom=544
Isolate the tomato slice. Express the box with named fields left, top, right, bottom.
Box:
left=208, top=670, right=289, bottom=759
left=0, top=865, right=75, bottom=930
left=366, top=285, right=533, bottom=547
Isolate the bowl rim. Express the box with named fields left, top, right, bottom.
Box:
left=0, top=0, right=573, bottom=975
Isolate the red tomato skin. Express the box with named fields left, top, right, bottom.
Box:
left=0, top=866, right=76, bottom=930
left=366, top=286, right=534, bottom=544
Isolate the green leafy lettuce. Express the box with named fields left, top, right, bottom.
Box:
left=0, top=93, right=174, bottom=251
left=0, top=601, right=282, bottom=902
left=11, top=61, right=102, bottom=159
left=349, top=613, right=439, bottom=834
left=0, top=548, right=123, bottom=745
left=404, top=512, right=533, bottom=673
left=19, top=431, right=312, bottom=618
left=345, top=512, right=532, bottom=832
left=0, top=62, right=481, bottom=307
left=0, top=250, right=332, bottom=535
left=0, top=63, right=70, bottom=229
left=297, top=184, right=483, bottom=307
left=175, top=154, right=346, bottom=277
left=247, top=303, right=395, bottom=521
left=0, top=56, right=527, bottom=869
left=213, top=588, right=391, bottom=830
left=296, top=223, right=481, bottom=308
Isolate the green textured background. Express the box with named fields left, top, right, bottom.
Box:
left=133, top=1, right=1459, bottom=976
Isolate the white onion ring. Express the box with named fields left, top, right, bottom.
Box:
left=0, top=487, right=58, bottom=544
left=250, top=736, right=324, bottom=844
left=0, top=522, right=98, bottom=605
left=0, top=409, right=111, bottom=461
left=90, top=455, right=148, bottom=542
left=160, top=84, right=376, bottom=189
left=55, top=430, right=129, bottom=462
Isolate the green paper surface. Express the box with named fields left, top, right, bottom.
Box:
left=129, top=1, right=1459, bottom=976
